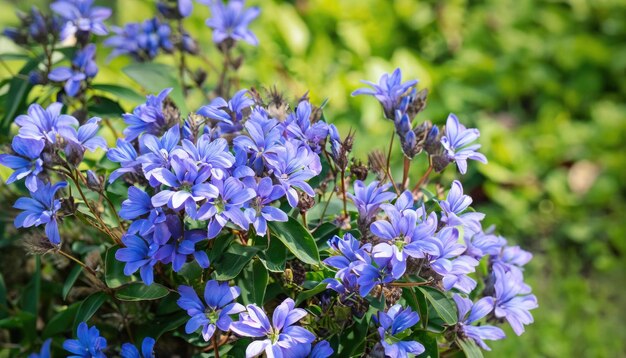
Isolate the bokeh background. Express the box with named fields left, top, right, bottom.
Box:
left=1, top=0, right=625, bottom=356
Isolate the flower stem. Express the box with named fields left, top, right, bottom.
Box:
left=401, top=156, right=411, bottom=190
left=213, top=331, right=220, bottom=358
left=412, top=162, right=433, bottom=195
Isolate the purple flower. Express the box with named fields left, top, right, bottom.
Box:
left=62, top=322, right=107, bottom=358
left=181, top=135, right=235, bottom=179
left=51, top=0, right=111, bottom=38
left=150, top=156, right=218, bottom=213
left=177, top=280, right=245, bottom=341
left=105, top=18, right=173, bottom=61
left=440, top=255, right=479, bottom=294
left=138, top=125, right=182, bottom=186
left=120, top=337, right=155, bottom=358
left=492, top=266, right=538, bottom=335
left=492, top=245, right=533, bottom=276
left=27, top=338, right=51, bottom=358
left=352, top=252, right=396, bottom=297
left=199, top=0, right=260, bottom=46
left=196, top=177, right=255, bottom=238
left=120, top=186, right=154, bottom=220
left=123, top=88, right=172, bottom=140
left=14, top=181, right=66, bottom=245
left=352, top=68, right=417, bottom=119
left=283, top=101, right=329, bottom=153
left=233, top=110, right=282, bottom=174
left=324, top=233, right=372, bottom=296
left=48, top=44, right=98, bottom=96
left=60, top=117, right=107, bottom=160
left=115, top=233, right=159, bottom=285
left=155, top=220, right=210, bottom=272
left=439, top=180, right=484, bottom=234
left=440, top=114, right=487, bottom=174
left=347, top=180, right=396, bottom=223
left=309, top=340, right=333, bottom=358
left=427, top=227, right=467, bottom=274
left=107, top=139, right=140, bottom=183
left=0, top=136, right=45, bottom=192
left=197, top=89, right=254, bottom=134
left=265, top=140, right=321, bottom=208
left=453, top=294, right=504, bottom=351
left=244, top=177, right=287, bottom=236
left=375, top=304, right=425, bottom=357
left=464, top=226, right=506, bottom=260
left=15, top=103, right=79, bottom=144
left=230, top=298, right=315, bottom=357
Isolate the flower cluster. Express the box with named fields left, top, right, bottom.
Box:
left=110, top=89, right=332, bottom=284
left=51, top=0, right=111, bottom=40
left=48, top=44, right=98, bottom=97
left=199, top=0, right=260, bottom=46
left=105, top=18, right=174, bottom=61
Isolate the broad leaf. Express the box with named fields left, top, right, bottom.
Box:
left=295, top=282, right=327, bottom=306
left=238, top=260, right=268, bottom=305
left=43, top=302, right=80, bottom=338
left=73, top=292, right=108, bottom=331
left=418, top=286, right=457, bottom=325
left=213, top=244, right=260, bottom=281
left=1, top=55, right=41, bottom=134
left=105, top=246, right=133, bottom=288
left=92, top=83, right=145, bottom=103
left=457, top=338, right=484, bottom=358
left=62, top=265, right=82, bottom=300
left=122, top=63, right=188, bottom=113
left=256, top=232, right=287, bottom=272
left=115, top=282, right=170, bottom=301
left=269, top=217, right=320, bottom=265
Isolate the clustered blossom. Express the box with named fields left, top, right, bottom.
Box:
left=109, top=88, right=330, bottom=285
left=51, top=0, right=111, bottom=39
left=0, top=102, right=107, bottom=244
left=63, top=322, right=108, bottom=358
left=375, top=304, right=425, bottom=357
left=105, top=18, right=174, bottom=61
left=120, top=337, right=156, bottom=358
left=49, top=44, right=98, bottom=97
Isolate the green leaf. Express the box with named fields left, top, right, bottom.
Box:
left=213, top=244, right=260, bottom=281
left=115, top=282, right=170, bottom=301
left=0, top=273, right=7, bottom=319
left=0, top=311, right=35, bottom=329
left=43, top=302, right=80, bottom=338
left=457, top=338, right=484, bottom=358
left=418, top=286, right=457, bottom=325
left=178, top=261, right=203, bottom=284
left=62, top=265, right=82, bottom=300
left=403, top=287, right=429, bottom=330
left=238, top=260, right=268, bottom=305
left=256, top=232, right=287, bottom=272
left=268, top=217, right=320, bottom=265
left=122, top=63, right=188, bottom=113
left=416, top=330, right=440, bottom=358
left=295, top=282, right=327, bottom=306
left=136, top=311, right=188, bottom=341
left=88, top=95, right=125, bottom=118
left=73, top=292, right=108, bottom=331
left=91, top=83, right=145, bottom=103
left=1, top=55, right=41, bottom=133
left=105, top=246, right=133, bottom=288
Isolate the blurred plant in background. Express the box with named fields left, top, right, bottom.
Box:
left=0, top=0, right=624, bottom=357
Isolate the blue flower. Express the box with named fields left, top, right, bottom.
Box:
left=453, top=294, right=505, bottom=351
left=14, top=181, right=66, bottom=245
left=155, top=219, right=210, bottom=272
left=427, top=227, right=467, bottom=273
left=352, top=251, right=396, bottom=297
left=121, top=337, right=156, bottom=358
left=27, top=338, right=51, bottom=358
left=233, top=109, right=282, bottom=174
left=181, top=135, right=235, bottom=180
left=324, top=233, right=372, bottom=296
left=265, top=140, right=321, bottom=208
left=440, top=255, right=479, bottom=294
left=375, top=304, right=425, bottom=357
left=492, top=266, right=538, bottom=335
left=0, top=136, right=45, bottom=192
left=49, top=44, right=98, bottom=96
left=464, top=226, right=506, bottom=260
left=283, top=100, right=330, bottom=153
left=230, top=298, right=315, bottom=357
left=60, top=117, right=108, bottom=163
left=440, top=114, right=487, bottom=174
left=51, top=0, right=111, bottom=38
left=107, top=139, right=140, bottom=183
left=177, top=280, right=245, bottom=341
left=439, top=180, right=485, bottom=235
left=63, top=322, right=107, bottom=358
left=197, top=89, right=254, bottom=134
left=138, top=125, right=182, bottom=186
left=492, top=244, right=533, bottom=276
left=199, top=0, right=260, bottom=46
left=150, top=155, right=218, bottom=213
left=105, top=18, right=173, bottom=61
left=123, top=88, right=173, bottom=140
left=352, top=68, right=417, bottom=119
left=347, top=180, right=396, bottom=224
left=244, top=177, right=287, bottom=236
left=309, top=340, right=333, bottom=358
left=196, top=177, right=255, bottom=238
left=15, top=103, right=79, bottom=144
left=115, top=233, right=159, bottom=285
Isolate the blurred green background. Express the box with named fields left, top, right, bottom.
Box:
left=1, top=0, right=625, bottom=356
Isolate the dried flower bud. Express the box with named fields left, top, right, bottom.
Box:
left=163, top=97, right=181, bottom=128
left=368, top=149, right=388, bottom=182
left=350, top=158, right=368, bottom=181
left=383, top=286, right=403, bottom=306
left=297, top=193, right=316, bottom=213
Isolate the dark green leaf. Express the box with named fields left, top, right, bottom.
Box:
left=416, top=330, right=440, bottom=358
left=179, top=261, right=203, bottom=284
left=457, top=338, right=484, bottom=358
left=122, top=63, right=188, bottom=113
left=207, top=234, right=232, bottom=263
left=105, top=246, right=133, bottom=288
left=0, top=273, right=7, bottom=319
left=295, top=282, right=327, bottom=306
left=337, top=314, right=369, bottom=357
left=403, top=287, right=429, bottom=330
left=91, top=83, right=145, bottom=103
left=136, top=311, right=188, bottom=341
left=62, top=265, right=82, bottom=300
left=213, top=244, right=260, bottom=281
left=238, top=260, right=268, bottom=305
left=88, top=95, right=125, bottom=118
left=256, top=232, right=287, bottom=272
left=268, top=217, right=320, bottom=265
left=115, top=282, right=170, bottom=301
left=1, top=55, right=41, bottom=133
left=43, top=302, right=80, bottom=338
left=418, top=286, right=457, bottom=325
left=73, top=292, right=108, bottom=331
left=0, top=311, right=35, bottom=329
